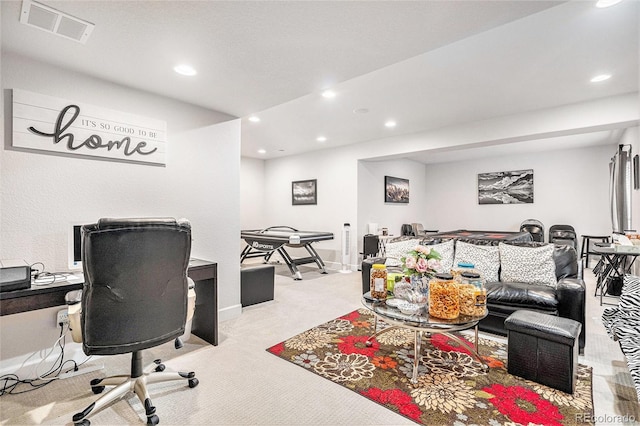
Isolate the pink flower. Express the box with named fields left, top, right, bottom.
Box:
left=404, top=256, right=417, bottom=269
left=415, top=257, right=428, bottom=273
left=415, top=245, right=430, bottom=255
left=427, top=258, right=442, bottom=272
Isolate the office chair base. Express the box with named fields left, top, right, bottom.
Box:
left=72, top=359, right=197, bottom=426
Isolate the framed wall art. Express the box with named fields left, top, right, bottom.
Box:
left=478, top=169, right=533, bottom=204
left=292, top=179, right=317, bottom=205
left=385, top=176, right=409, bottom=204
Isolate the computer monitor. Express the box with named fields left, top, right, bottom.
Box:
left=67, top=223, right=85, bottom=271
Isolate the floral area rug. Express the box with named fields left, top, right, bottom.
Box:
left=267, top=309, right=594, bottom=425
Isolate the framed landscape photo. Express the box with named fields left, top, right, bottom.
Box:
left=385, top=176, right=409, bottom=203
left=292, top=179, right=317, bottom=205
left=478, top=169, right=533, bottom=204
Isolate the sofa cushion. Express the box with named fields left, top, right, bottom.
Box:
left=499, top=243, right=557, bottom=287
left=486, top=281, right=558, bottom=310
left=384, top=238, right=421, bottom=267
left=453, top=241, right=500, bottom=281
left=506, top=241, right=579, bottom=279
left=422, top=238, right=455, bottom=271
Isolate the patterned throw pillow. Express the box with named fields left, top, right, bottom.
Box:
left=425, top=239, right=455, bottom=271
left=498, top=242, right=557, bottom=287
left=619, top=275, right=640, bottom=312
left=453, top=241, right=500, bottom=282
left=384, top=239, right=421, bottom=267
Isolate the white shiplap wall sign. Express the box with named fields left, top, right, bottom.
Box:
left=12, top=89, right=166, bottom=166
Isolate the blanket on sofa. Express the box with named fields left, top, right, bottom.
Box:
left=602, top=275, right=640, bottom=402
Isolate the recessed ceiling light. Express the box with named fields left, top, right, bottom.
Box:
left=596, top=0, right=622, bottom=8
left=590, top=74, right=612, bottom=82
left=248, top=115, right=261, bottom=123
left=385, top=120, right=397, bottom=128
left=316, top=136, right=327, bottom=143
left=257, top=149, right=266, bottom=154
left=174, top=64, right=197, bottom=76
left=321, top=90, right=336, bottom=99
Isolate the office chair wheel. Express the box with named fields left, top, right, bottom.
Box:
left=147, top=414, right=159, bottom=426
left=74, top=419, right=90, bottom=426
left=188, top=378, right=199, bottom=388
left=154, top=364, right=165, bottom=372
left=90, top=378, right=105, bottom=394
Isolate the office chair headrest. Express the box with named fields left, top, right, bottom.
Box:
left=92, top=217, right=191, bottom=231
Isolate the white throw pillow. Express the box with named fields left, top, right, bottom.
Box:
left=425, top=239, right=455, bottom=271
left=384, top=239, right=421, bottom=267
left=453, top=241, right=500, bottom=282
left=498, top=243, right=557, bottom=287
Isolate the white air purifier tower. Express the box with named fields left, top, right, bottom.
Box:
left=339, top=222, right=352, bottom=273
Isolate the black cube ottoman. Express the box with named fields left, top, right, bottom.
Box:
left=241, top=264, right=275, bottom=307
left=504, top=310, right=581, bottom=394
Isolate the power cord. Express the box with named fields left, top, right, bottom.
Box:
left=29, top=262, right=73, bottom=286
left=0, top=323, right=89, bottom=396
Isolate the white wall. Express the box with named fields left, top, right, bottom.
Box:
left=423, top=144, right=614, bottom=238
left=620, top=126, right=640, bottom=231
left=1, top=53, right=242, bottom=369
left=240, top=156, right=266, bottom=229
left=357, top=159, right=428, bottom=238
left=261, top=148, right=359, bottom=267
left=256, top=94, right=637, bottom=271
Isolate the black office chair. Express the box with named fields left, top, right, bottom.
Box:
left=520, top=219, right=545, bottom=243
left=67, top=218, right=198, bottom=426
left=401, top=224, right=414, bottom=236
left=549, top=224, right=578, bottom=250
left=362, top=234, right=380, bottom=258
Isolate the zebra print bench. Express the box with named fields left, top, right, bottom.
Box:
left=602, top=275, right=640, bottom=402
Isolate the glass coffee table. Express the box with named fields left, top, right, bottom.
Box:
left=362, top=292, right=489, bottom=383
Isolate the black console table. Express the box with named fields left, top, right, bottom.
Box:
left=0, top=258, right=218, bottom=346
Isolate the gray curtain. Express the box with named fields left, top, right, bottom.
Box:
left=610, top=144, right=633, bottom=233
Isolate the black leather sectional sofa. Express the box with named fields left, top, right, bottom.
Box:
left=361, top=239, right=586, bottom=352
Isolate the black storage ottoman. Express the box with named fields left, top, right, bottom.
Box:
left=504, top=310, right=581, bottom=394
left=241, top=264, right=275, bottom=307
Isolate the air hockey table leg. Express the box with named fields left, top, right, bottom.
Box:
left=277, top=247, right=303, bottom=280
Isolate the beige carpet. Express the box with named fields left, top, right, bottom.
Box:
left=0, top=265, right=638, bottom=425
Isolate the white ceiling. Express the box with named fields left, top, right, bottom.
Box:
left=2, top=0, right=638, bottom=163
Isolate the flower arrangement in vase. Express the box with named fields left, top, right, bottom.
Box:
left=394, top=245, right=443, bottom=300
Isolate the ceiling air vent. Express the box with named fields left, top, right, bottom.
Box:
left=20, top=0, right=94, bottom=44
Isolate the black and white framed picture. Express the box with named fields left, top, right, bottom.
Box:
left=478, top=169, right=533, bottom=204
left=292, top=179, right=317, bottom=205
left=385, top=176, right=409, bottom=204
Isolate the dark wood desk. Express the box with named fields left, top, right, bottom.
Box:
left=0, top=258, right=218, bottom=346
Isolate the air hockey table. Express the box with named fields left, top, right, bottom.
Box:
left=240, top=226, right=334, bottom=280
left=425, top=229, right=533, bottom=245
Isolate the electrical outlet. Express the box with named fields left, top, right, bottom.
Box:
left=57, top=309, right=69, bottom=326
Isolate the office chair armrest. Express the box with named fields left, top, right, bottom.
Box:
left=187, top=277, right=196, bottom=322
left=65, top=290, right=83, bottom=344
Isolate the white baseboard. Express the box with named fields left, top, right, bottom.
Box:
left=218, top=303, right=242, bottom=322
left=0, top=341, right=98, bottom=379
left=324, top=261, right=357, bottom=272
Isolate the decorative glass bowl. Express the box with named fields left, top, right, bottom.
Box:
left=396, top=290, right=428, bottom=315
left=397, top=301, right=424, bottom=315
